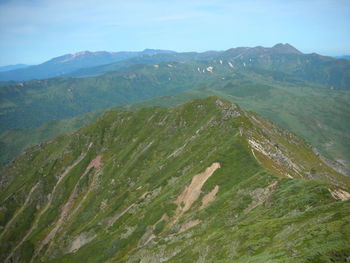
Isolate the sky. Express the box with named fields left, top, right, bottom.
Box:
left=0, top=0, right=349, bottom=65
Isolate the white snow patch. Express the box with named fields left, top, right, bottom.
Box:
left=228, top=62, right=234, bottom=68
left=206, top=66, right=213, bottom=73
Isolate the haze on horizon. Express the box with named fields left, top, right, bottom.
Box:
left=0, top=0, right=349, bottom=66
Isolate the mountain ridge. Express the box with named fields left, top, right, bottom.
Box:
left=64, top=44, right=350, bottom=90
left=0, top=49, right=176, bottom=81
left=0, top=64, right=30, bottom=72
left=3, top=43, right=348, bottom=88
left=1, top=57, right=349, bottom=169
left=1, top=96, right=349, bottom=262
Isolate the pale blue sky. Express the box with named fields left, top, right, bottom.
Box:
left=0, top=0, right=349, bottom=65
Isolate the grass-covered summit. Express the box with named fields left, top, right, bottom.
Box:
left=1, top=97, right=349, bottom=262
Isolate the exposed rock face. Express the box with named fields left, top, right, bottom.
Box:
left=248, top=138, right=301, bottom=178
left=216, top=98, right=241, bottom=119
left=329, top=188, right=350, bottom=201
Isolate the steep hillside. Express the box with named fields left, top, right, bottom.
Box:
left=122, top=87, right=350, bottom=171
left=1, top=97, right=349, bottom=263
left=0, top=110, right=103, bottom=167
left=0, top=61, right=216, bottom=132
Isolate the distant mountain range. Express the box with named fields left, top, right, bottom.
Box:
left=0, top=64, right=29, bottom=72
left=335, top=55, right=350, bottom=60
left=4, top=43, right=346, bottom=90
left=0, top=49, right=175, bottom=81
left=1, top=43, right=349, bottom=171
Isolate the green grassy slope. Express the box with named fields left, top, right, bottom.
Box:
left=0, top=89, right=214, bottom=167
left=1, top=59, right=349, bottom=169
left=0, top=62, right=214, bottom=132
left=115, top=65, right=350, bottom=169
left=0, top=110, right=103, bottom=167
left=0, top=97, right=349, bottom=263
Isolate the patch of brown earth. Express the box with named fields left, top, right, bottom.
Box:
left=87, top=155, right=102, bottom=170
left=200, top=185, right=219, bottom=209
left=174, top=162, right=221, bottom=214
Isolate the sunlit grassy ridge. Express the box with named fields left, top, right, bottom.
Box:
left=1, top=97, right=349, bottom=262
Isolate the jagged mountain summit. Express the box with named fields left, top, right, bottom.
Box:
left=1, top=97, right=349, bottom=262
left=271, top=43, right=303, bottom=54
